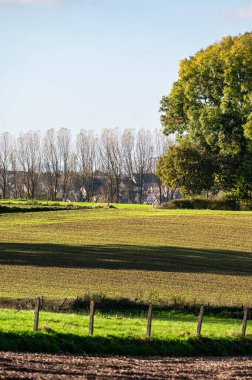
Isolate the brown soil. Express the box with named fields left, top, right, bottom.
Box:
left=0, top=352, right=252, bottom=379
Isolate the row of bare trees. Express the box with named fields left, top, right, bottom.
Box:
left=0, top=128, right=171, bottom=203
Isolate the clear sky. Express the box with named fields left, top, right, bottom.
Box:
left=0, top=0, right=252, bottom=135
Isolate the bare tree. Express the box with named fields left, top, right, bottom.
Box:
left=76, top=130, right=98, bottom=201
left=0, top=132, right=13, bottom=199
left=100, top=128, right=123, bottom=203
left=122, top=129, right=135, bottom=203
left=16, top=131, right=42, bottom=199
left=9, top=142, right=23, bottom=199
left=134, top=129, right=154, bottom=204
left=43, top=129, right=60, bottom=201
left=58, top=128, right=72, bottom=201
left=153, top=129, right=172, bottom=203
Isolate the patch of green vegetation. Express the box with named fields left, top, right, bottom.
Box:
left=0, top=205, right=251, bottom=305
left=0, top=199, right=152, bottom=211
left=160, top=198, right=252, bottom=211
left=0, top=308, right=251, bottom=356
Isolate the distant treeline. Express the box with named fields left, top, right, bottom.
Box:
left=0, top=128, right=172, bottom=203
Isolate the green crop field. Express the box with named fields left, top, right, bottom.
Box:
left=0, top=202, right=252, bottom=306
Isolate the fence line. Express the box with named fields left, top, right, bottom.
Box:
left=28, top=299, right=251, bottom=339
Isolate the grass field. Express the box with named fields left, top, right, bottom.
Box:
left=0, top=201, right=251, bottom=306
left=0, top=308, right=251, bottom=356
left=1, top=308, right=249, bottom=339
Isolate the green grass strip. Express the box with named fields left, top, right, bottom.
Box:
left=0, top=309, right=251, bottom=356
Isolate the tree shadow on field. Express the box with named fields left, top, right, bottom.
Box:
left=0, top=243, right=251, bottom=276
left=1, top=331, right=252, bottom=356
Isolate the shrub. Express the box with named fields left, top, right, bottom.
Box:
left=240, top=199, right=252, bottom=211
left=160, top=198, right=240, bottom=210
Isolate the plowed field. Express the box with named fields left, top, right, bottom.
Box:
left=0, top=352, right=252, bottom=379
left=0, top=208, right=252, bottom=305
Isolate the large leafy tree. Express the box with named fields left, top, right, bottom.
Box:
left=159, top=32, right=252, bottom=198
left=156, top=140, right=215, bottom=196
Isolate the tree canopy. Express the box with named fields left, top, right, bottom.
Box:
left=156, top=140, right=215, bottom=196
left=159, top=32, right=252, bottom=198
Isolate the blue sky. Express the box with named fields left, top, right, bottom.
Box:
left=0, top=0, right=252, bottom=135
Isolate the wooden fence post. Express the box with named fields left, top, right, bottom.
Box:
left=59, top=298, right=67, bottom=311
left=89, top=299, right=95, bottom=335
left=40, top=296, right=44, bottom=310
left=33, top=297, right=41, bottom=331
left=147, top=304, right=153, bottom=339
left=197, top=305, right=204, bottom=337
left=242, top=307, right=249, bottom=337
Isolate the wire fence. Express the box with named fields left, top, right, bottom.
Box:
left=28, top=297, right=251, bottom=339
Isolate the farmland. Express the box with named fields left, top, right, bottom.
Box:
left=0, top=308, right=251, bottom=356
left=0, top=353, right=252, bottom=379
left=0, top=203, right=251, bottom=306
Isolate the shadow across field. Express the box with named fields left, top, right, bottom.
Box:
left=0, top=205, right=94, bottom=213
left=0, top=243, right=251, bottom=276
left=0, top=331, right=252, bottom=356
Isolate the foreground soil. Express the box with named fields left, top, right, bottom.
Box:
left=0, top=352, right=252, bottom=379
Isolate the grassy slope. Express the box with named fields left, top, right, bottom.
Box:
left=0, top=203, right=251, bottom=305
left=0, top=308, right=251, bottom=356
